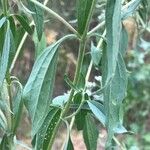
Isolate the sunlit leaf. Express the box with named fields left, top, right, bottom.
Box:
left=23, top=35, right=76, bottom=136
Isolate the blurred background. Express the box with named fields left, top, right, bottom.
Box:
left=1, top=0, right=150, bottom=149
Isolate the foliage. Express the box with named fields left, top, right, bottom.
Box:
left=0, top=0, right=148, bottom=149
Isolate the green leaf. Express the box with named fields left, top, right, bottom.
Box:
left=87, top=101, right=105, bottom=126
left=8, top=16, right=16, bottom=37
left=121, top=0, right=141, bottom=20
left=91, top=42, right=102, bottom=66
left=52, top=93, right=69, bottom=107
left=83, top=113, right=99, bottom=150
left=23, top=35, right=76, bottom=136
left=11, top=81, right=23, bottom=134
left=0, top=17, right=6, bottom=28
left=0, top=109, right=7, bottom=130
left=77, top=0, right=95, bottom=35
left=23, top=43, right=59, bottom=136
left=27, top=0, right=44, bottom=40
left=102, top=0, right=126, bottom=147
left=14, top=15, right=33, bottom=35
left=77, top=54, right=91, bottom=89
left=0, top=20, right=5, bottom=53
left=104, top=0, right=122, bottom=82
left=0, top=134, right=9, bottom=149
left=0, top=22, right=11, bottom=88
left=34, top=108, right=61, bottom=150
left=74, top=92, right=87, bottom=130
left=33, top=29, right=46, bottom=58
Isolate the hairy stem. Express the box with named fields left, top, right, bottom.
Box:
left=47, top=0, right=97, bottom=148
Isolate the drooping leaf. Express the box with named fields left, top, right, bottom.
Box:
left=23, top=35, right=76, bottom=136
left=83, top=113, right=99, bottom=150
left=27, top=0, right=44, bottom=40
left=87, top=101, right=105, bottom=126
left=14, top=15, right=33, bottom=35
left=34, top=108, right=61, bottom=150
left=91, top=42, right=102, bottom=66
left=77, top=0, right=96, bottom=35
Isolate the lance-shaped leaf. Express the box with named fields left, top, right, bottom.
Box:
left=23, top=35, right=76, bottom=136
left=11, top=81, right=23, bottom=134
left=14, top=15, right=33, bottom=35
left=83, top=113, right=99, bottom=150
left=87, top=101, right=105, bottom=126
left=0, top=22, right=11, bottom=88
left=105, top=0, right=122, bottom=82
left=77, top=0, right=96, bottom=35
left=102, top=0, right=128, bottom=147
left=27, top=0, right=44, bottom=40
left=121, top=0, right=141, bottom=20
left=34, top=108, right=61, bottom=150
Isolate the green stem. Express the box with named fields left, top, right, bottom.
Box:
left=47, top=36, right=87, bottom=150
left=2, top=0, right=8, bottom=15
left=47, top=0, right=97, bottom=148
